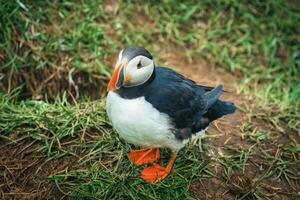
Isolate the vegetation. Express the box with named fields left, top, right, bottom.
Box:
left=0, top=0, right=299, bottom=199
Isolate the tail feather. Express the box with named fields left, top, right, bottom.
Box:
left=204, top=85, right=224, bottom=110
left=206, top=100, right=236, bottom=121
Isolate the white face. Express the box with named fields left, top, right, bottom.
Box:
left=123, top=55, right=154, bottom=87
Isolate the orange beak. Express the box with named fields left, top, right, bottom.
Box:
left=107, top=62, right=123, bottom=91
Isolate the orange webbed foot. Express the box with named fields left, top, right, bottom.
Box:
left=141, top=152, right=177, bottom=183
left=141, top=163, right=168, bottom=183
left=128, top=148, right=160, bottom=165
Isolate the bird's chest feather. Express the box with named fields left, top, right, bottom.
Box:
left=106, top=92, right=178, bottom=148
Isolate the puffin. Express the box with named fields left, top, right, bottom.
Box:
left=106, top=46, right=236, bottom=183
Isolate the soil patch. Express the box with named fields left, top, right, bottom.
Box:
left=0, top=66, right=108, bottom=101
left=0, top=134, right=84, bottom=200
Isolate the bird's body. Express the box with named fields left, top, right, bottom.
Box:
left=106, top=67, right=234, bottom=151
left=106, top=46, right=236, bottom=183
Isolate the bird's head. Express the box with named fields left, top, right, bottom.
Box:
left=107, top=46, right=155, bottom=91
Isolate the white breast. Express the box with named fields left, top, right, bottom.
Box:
left=106, top=92, right=185, bottom=152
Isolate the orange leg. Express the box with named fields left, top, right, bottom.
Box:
left=141, top=152, right=177, bottom=183
left=128, top=148, right=160, bottom=165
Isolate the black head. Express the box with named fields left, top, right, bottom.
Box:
left=121, top=46, right=153, bottom=62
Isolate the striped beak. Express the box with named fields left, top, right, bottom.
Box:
left=107, top=59, right=131, bottom=91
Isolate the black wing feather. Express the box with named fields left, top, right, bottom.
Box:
left=146, top=67, right=216, bottom=127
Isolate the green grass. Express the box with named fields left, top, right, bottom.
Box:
left=0, top=0, right=299, bottom=199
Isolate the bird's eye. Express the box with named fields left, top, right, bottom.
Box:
left=137, top=61, right=142, bottom=69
